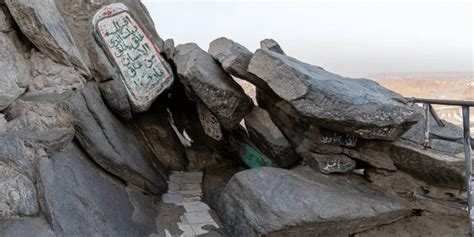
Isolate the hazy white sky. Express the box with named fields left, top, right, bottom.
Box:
left=142, top=0, right=472, bottom=78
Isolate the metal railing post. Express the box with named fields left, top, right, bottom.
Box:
left=462, top=106, right=473, bottom=236
left=423, top=103, right=431, bottom=148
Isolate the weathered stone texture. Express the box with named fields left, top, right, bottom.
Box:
left=209, top=37, right=268, bottom=89
left=27, top=50, right=85, bottom=97
left=38, top=143, right=165, bottom=236
left=63, top=83, right=167, bottom=194
left=0, top=34, right=27, bottom=111
left=244, top=106, right=299, bottom=167
left=5, top=100, right=75, bottom=155
left=248, top=49, right=422, bottom=141
left=260, top=38, right=285, bottom=54
left=303, top=152, right=356, bottom=174
left=5, top=0, right=90, bottom=76
left=175, top=43, right=252, bottom=130
left=0, top=162, right=38, bottom=218
left=217, top=167, right=410, bottom=236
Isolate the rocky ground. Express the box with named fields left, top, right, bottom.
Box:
left=0, top=1, right=471, bottom=237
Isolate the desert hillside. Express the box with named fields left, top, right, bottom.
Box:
left=374, top=73, right=473, bottom=131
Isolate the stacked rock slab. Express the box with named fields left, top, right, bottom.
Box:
left=217, top=167, right=411, bottom=236
left=248, top=49, right=422, bottom=141
left=208, top=37, right=269, bottom=90
left=174, top=43, right=253, bottom=130
left=244, top=106, right=299, bottom=167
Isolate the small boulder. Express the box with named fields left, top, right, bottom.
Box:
left=208, top=37, right=268, bottom=89
left=174, top=43, right=252, bottom=130
left=163, top=38, right=175, bottom=61
left=98, top=79, right=133, bottom=119
left=260, top=38, right=285, bottom=54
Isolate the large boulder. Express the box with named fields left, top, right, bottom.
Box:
left=217, top=167, right=410, bottom=236
left=38, top=143, right=165, bottom=236
left=63, top=82, right=167, bottom=195
left=244, top=106, right=299, bottom=167
left=208, top=37, right=268, bottom=89
left=248, top=49, right=422, bottom=141
left=174, top=43, right=252, bottom=130
left=5, top=0, right=90, bottom=77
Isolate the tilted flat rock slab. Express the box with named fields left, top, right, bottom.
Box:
left=208, top=37, right=268, bottom=89
left=217, top=167, right=410, bottom=236
left=5, top=0, right=89, bottom=77
left=175, top=43, right=252, bottom=130
left=387, top=140, right=467, bottom=189
left=244, top=106, right=299, bottom=167
left=93, top=3, right=174, bottom=112
left=248, top=49, right=422, bottom=141
left=38, top=143, right=165, bottom=236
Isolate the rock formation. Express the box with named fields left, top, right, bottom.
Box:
left=0, top=1, right=470, bottom=236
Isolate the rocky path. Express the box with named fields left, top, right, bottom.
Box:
left=160, top=172, right=223, bottom=236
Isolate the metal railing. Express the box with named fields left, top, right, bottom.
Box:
left=406, top=97, right=473, bottom=236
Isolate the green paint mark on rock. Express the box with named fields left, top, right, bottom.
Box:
left=242, top=145, right=272, bottom=168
